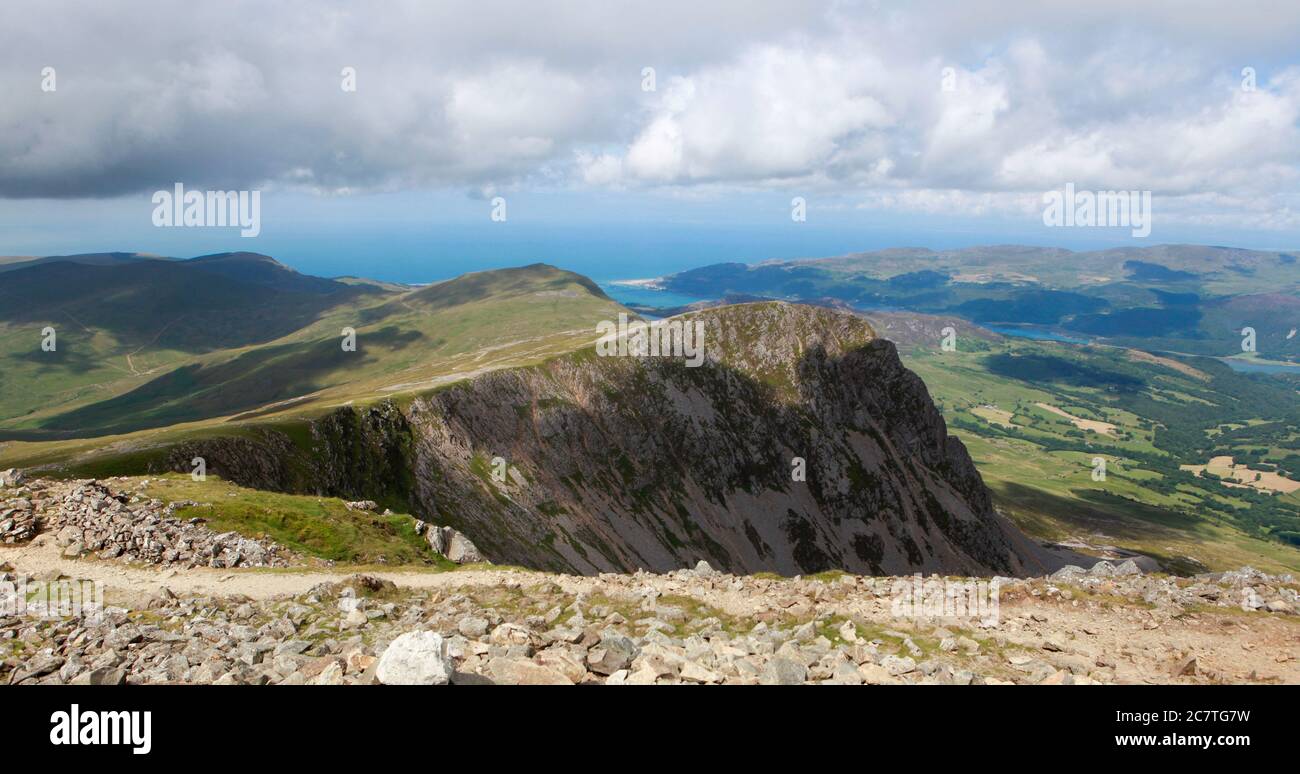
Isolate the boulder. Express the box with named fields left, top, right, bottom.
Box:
left=1114, top=559, right=1143, bottom=576
left=423, top=524, right=484, bottom=564
left=760, top=657, right=807, bottom=685
left=1088, top=561, right=1117, bottom=577
left=457, top=616, right=490, bottom=638
left=880, top=655, right=916, bottom=676
left=586, top=631, right=639, bottom=675
left=487, top=657, right=574, bottom=685
left=375, top=631, right=454, bottom=685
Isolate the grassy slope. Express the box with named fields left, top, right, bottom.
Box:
left=126, top=473, right=451, bottom=566
left=0, top=264, right=628, bottom=470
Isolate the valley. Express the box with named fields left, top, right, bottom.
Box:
left=903, top=338, right=1300, bottom=574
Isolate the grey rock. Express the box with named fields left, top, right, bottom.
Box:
left=760, top=657, right=807, bottom=685
left=487, top=657, right=574, bottom=685
left=375, top=631, right=454, bottom=685
left=458, top=616, right=490, bottom=638
left=423, top=525, right=484, bottom=564
left=587, top=631, right=639, bottom=675
left=70, top=668, right=127, bottom=686
left=880, top=655, right=916, bottom=676
left=1114, top=559, right=1143, bottom=576
left=1088, top=561, right=1117, bottom=577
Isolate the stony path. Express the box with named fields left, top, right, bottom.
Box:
left=3, top=537, right=500, bottom=604
left=4, top=474, right=1299, bottom=686
left=4, top=535, right=1299, bottom=685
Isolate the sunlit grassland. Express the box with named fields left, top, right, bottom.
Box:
left=903, top=342, right=1300, bottom=573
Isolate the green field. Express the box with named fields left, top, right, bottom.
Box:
left=902, top=334, right=1300, bottom=573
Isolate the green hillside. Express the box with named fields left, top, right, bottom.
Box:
left=0, top=258, right=627, bottom=444
left=899, top=333, right=1300, bottom=573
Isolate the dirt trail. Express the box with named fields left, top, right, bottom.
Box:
left=5, top=535, right=1299, bottom=685
left=2, top=537, right=527, bottom=602
left=2, top=536, right=780, bottom=618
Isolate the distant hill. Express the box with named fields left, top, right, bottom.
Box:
left=185, top=252, right=352, bottom=295
left=0, top=251, right=171, bottom=273
left=0, top=258, right=362, bottom=351
left=0, top=257, right=625, bottom=438
left=651, top=244, right=1300, bottom=361
left=401, top=262, right=612, bottom=310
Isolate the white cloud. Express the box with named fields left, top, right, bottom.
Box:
left=2, top=0, right=1299, bottom=230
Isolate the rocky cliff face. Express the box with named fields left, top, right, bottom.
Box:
left=169, top=302, right=1048, bottom=576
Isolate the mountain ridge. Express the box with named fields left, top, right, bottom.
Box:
left=155, top=301, right=1065, bottom=576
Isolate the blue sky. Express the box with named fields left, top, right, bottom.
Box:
left=3, top=1, right=1300, bottom=282
left=3, top=189, right=1295, bottom=284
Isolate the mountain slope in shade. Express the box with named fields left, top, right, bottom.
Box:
left=167, top=302, right=1065, bottom=576
left=0, top=252, right=171, bottom=273
left=0, top=259, right=364, bottom=352
left=0, top=262, right=628, bottom=439
left=186, top=252, right=352, bottom=295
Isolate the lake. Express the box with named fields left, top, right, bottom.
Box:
left=1220, top=358, right=1300, bottom=375
left=983, top=325, right=1092, bottom=345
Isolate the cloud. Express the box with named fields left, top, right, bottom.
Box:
left=2, top=0, right=1299, bottom=230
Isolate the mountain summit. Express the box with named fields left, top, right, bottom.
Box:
left=168, top=301, right=1056, bottom=576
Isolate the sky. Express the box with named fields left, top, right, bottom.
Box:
left=3, top=0, right=1300, bottom=283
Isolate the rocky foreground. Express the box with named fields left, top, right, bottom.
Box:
left=2, top=555, right=1298, bottom=686
left=3, top=471, right=1298, bottom=685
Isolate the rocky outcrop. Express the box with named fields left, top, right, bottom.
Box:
left=15, top=479, right=298, bottom=568
left=1, top=478, right=58, bottom=543
left=162, top=401, right=415, bottom=502
left=396, top=303, right=1038, bottom=575
left=415, top=522, right=483, bottom=564
left=161, top=302, right=1049, bottom=576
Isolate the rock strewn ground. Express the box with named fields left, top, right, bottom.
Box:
left=1, top=470, right=49, bottom=544
left=4, top=478, right=297, bottom=569
left=2, top=558, right=1297, bottom=686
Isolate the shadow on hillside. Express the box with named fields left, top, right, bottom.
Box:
left=994, top=481, right=1197, bottom=537
left=30, top=326, right=424, bottom=437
